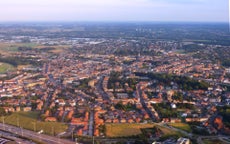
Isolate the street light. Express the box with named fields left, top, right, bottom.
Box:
left=71, top=129, right=74, bottom=141
left=20, top=127, right=23, bottom=137
left=2, top=116, right=5, bottom=130
left=52, top=126, right=54, bottom=136
left=17, top=117, right=19, bottom=127
left=58, top=135, right=60, bottom=144
left=32, top=122, right=36, bottom=132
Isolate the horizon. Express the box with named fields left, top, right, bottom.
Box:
left=0, top=0, right=228, bottom=22
left=0, top=21, right=228, bottom=24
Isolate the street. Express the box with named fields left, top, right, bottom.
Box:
left=0, top=123, right=75, bottom=144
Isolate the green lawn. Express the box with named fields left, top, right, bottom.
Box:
left=1, top=112, right=68, bottom=135
left=0, top=63, right=15, bottom=74
left=105, top=123, right=155, bottom=137
left=168, top=123, right=192, bottom=133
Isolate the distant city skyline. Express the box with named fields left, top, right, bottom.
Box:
left=0, top=0, right=228, bottom=22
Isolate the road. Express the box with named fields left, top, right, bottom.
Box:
left=136, top=84, right=157, bottom=121
left=157, top=123, right=230, bottom=144
left=0, top=130, right=35, bottom=144
left=0, top=123, right=75, bottom=144
left=41, top=74, right=56, bottom=114
left=89, top=110, right=94, bottom=136
left=158, top=123, right=192, bottom=137
left=197, top=135, right=230, bottom=144
left=96, top=76, right=111, bottom=101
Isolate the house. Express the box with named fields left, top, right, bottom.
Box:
left=45, top=117, right=57, bottom=122
left=23, top=107, right=32, bottom=112
left=15, top=106, right=21, bottom=112
left=3, top=107, right=15, bottom=113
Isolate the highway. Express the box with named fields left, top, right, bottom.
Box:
left=0, top=130, right=34, bottom=144
left=0, top=123, right=75, bottom=144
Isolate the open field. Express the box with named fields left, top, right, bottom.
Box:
left=1, top=112, right=68, bottom=135
left=155, top=125, right=180, bottom=135
left=0, top=43, right=38, bottom=54
left=168, top=123, right=192, bottom=132
left=154, top=124, right=184, bottom=140
left=105, top=123, right=155, bottom=137
left=0, top=42, right=70, bottom=55
left=0, top=63, right=15, bottom=74
left=35, top=45, right=71, bottom=53
left=105, top=123, right=183, bottom=138
left=203, top=138, right=227, bottom=144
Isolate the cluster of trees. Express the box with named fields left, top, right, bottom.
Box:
left=0, top=107, right=7, bottom=116
left=152, top=103, right=195, bottom=118
left=108, top=71, right=138, bottom=91
left=181, top=44, right=204, bottom=53
left=75, top=78, right=91, bottom=90
left=176, top=103, right=195, bottom=110
left=135, top=72, right=209, bottom=91
left=214, top=47, right=230, bottom=67
left=18, top=46, right=33, bottom=51
left=16, top=46, right=56, bottom=53
left=172, top=92, right=183, bottom=102
left=194, top=46, right=230, bottom=67
left=151, top=103, right=178, bottom=118
left=108, top=71, right=122, bottom=89
left=114, top=49, right=160, bottom=56
left=171, top=92, right=194, bottom=102
left=141, top=126, right=162, bottom=138
left=217, top=106, right=230, bottom=128
left=0, top=56, right=42, bottom=67
left=114, top=102, right=136, bottom=111
left=188, top=122, right=209, bottom=135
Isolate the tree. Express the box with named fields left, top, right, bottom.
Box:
left=0, top=107, right=7, bottom=116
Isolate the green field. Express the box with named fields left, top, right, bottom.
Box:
left=0, top=42, right=70, bottom=55
left=1, top=112, right=68, bottom=135
left=168, top=123, right=192, bottom=132
left=0, top=63, right=15, bottom=74
left=0, top=43, right=38, bottom=54
left=105, top=123, right=183, bottom=138
left=203, top=138, right=227, bottom=144
left=105, top=123, right=155, bottom=137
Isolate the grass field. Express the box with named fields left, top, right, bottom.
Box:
left=0, top=43, right=38, bottom=53
left=155, top=125, right=180, bottom=135
left=35, top=45, right=70, bottom=53
left=1, top=112, right=68, bottom=135
left=0, top=42, right=70, bottom=55
left=168, top=123, right=192, bottom=132
left=0, top=63, right=15, bottom=74
left=105, top=123, right=183, bottom=138
left=203, top=138, right=227, bottom=144
left=105, top=123, right=155, bottom=137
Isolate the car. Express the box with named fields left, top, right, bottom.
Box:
left=37, top=130, right=43, bottom=134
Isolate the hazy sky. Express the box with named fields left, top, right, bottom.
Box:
left=0, top=0, right=228, bottom=22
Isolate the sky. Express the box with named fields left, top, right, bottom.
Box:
left=0, top=0, right=228, bottom=22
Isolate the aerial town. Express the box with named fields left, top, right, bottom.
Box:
left=0, top=23, right=229, bottom=144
